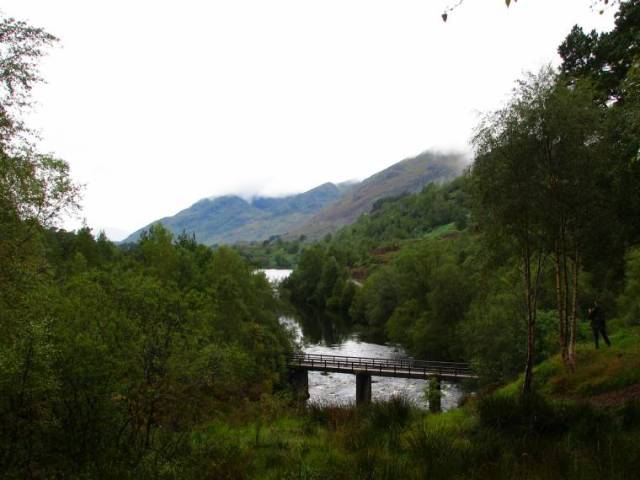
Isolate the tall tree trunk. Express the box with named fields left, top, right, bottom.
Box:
left=555, top=220, right=576, bottom=370
left=522, top=245, right=536, bottom=397
left=562, top=242, right=570, bottom=353
left=523, top=311, right=535, bottom=395
left=567, top=250, right=580, bottom=371
left=554, top=246, right=567, bottom=364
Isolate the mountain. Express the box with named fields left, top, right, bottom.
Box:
left=123, top=150, right=464, bottom=245
left=123, top=182, right=346, bottom=245
left=290, top=151, right=465, bottom=239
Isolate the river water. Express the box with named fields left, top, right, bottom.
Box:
left=261, top=269, right=464, bottom=410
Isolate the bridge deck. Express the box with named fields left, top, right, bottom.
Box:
left=288, top=353, right=477, bottom=380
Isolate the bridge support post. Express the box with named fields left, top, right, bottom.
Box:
left=427, top=377, right=442, bottom=413
left=355, top=373, right=372, bottom=405
left=289, top=369, right=309, bottom=401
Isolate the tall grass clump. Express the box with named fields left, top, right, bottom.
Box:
left=405, top=427, right=457, bottom=478
left=364, top=395, right=414, bottom=431
left=477, top=392, right=567, bottom=436
left=305, top=401, right=358, bottom=430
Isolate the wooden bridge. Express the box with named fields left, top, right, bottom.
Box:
left=287, top=353, right=477, bottom=405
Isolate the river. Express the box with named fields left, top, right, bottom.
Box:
left=261, top=269, right=464, bottom=411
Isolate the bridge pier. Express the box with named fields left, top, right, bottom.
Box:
left=355, top=373, right=372, bottom=405
left=289, top=369, right=309, bottom=401
left=427, top=376, right=442, bottom=413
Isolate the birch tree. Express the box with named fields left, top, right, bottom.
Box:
left=472, top=67, right=610, bottom=391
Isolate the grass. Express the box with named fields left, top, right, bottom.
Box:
left=177, top=326, right=640, bottom=479
left=499, top=324, right=640, bottom=400
left=423, top=407, right=476, bottom=432
left=181, top=387, right=640, bottom=479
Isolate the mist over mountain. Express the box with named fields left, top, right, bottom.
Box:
left=123, top=150, right=464, bottom=245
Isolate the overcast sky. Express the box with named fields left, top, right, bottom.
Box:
left=2, top=0, right=616, bottom=240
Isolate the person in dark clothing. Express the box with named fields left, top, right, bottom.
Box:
left=587, top=301, right=611, bottom=349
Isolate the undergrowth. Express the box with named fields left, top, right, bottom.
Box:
left=171, top=391, right=640, bottom=480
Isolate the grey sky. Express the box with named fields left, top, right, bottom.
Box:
left=2, top=1, right=615, bottom=240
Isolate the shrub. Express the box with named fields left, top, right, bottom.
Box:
left=477, top=392, right=567, bottom=435
left=364, top=395, right=414, bottom=431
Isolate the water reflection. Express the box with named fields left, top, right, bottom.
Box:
left=258, top=268, right=292, bottom=284
left=295, top=308, right=353, bottom=346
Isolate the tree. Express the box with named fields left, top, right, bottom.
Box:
left=471, top=73, right=548, bottom=395
left=473, top=67, right=614, bottom=383
left=0, top=15, right=79, bottom=290
left=0, top=16, right=56, bottom=142
left=539, top=78, right=612, bottom=370
left=559, top=0, right=640, bottom=102
left=0, top=15, right=78, bottom=226
left=0, top=15, right=80, bottom=475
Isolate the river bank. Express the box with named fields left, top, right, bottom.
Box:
left=263, top=269, right=465, bottom=410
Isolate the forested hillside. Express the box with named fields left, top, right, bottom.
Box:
left=232, top=175, right=468, bottom=269
left=292, top=151, right=464, bottom=239
left=123, top=182, right=346, bottom=245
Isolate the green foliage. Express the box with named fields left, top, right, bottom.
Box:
left=232, top=235, right=302, bottom=268
left=176, top=394, right=640, bottom=479
left=332, top=176, right=469, bottom=262
left=460, top=264, right=527, bottom=382
left=618, top=246, right=640, bottom=325
left=477, top=392, right=565, bottom=435
left=425, top=378, right=443, bottom=412
left=377, top=236, right=475, bottom=360
left=559, top=0, right=640, bottom=103
left=0, top=16, right=58, bottom=141
left=0, top=224, right=292, bottom=477
left=470, top=64, right=619, bottom=389
left=283, top=244, right=351, bottom=311
left=136, top=326, right=640, bottom=479
left=560, top=0, right=640, bottom=247
left=0, top=14, right=80, bottom=308
left=283, top=177, right=475, bottom=355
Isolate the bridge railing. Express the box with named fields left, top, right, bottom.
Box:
left=288, top=352, right=475, bottom=378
